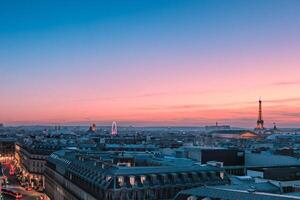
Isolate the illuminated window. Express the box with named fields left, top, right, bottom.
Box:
left=141, top=175, right=146, bottom=184
left=130, top=176, right=135, bottom=185
left=118, top=176, right=124, bottom=186
left=106, top=176, right=112, bottom=181
left=220, top=172, right=224, bottom=179
left=187, top=196, right=197, bottom=200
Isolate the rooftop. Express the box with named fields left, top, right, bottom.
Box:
left=175, top=187, right=300, bottom=200
left=47, top=149, right=230, bottom=191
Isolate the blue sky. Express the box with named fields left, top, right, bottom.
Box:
left=1, top=0, right=300, bottom=126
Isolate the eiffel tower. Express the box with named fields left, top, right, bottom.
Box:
left=255, top=98, right=265, bottom=130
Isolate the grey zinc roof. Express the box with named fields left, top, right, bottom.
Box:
left=218, top=182, right=281, bottom=194
left=287, top=192, right=300, bottom=197
left=48, top=150, right=227, bottom=183
left=176, top=187, right=300, bottom=200
left=107, top=164, right=222, bottom=176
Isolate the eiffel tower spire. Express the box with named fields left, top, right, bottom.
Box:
left=256, top=98, right=264, bottom=130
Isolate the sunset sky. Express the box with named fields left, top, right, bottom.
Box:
left=1, top=0, right=300, bottom=127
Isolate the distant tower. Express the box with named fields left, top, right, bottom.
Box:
left=111, top=121, right=118, bottom=136
left=91, top=123, right=97, bottom=132
left=255, top=98, right=265, bottom=130
left=273, top=122, right=277, bottom=130
left=88, top=123, right=96, bottom=133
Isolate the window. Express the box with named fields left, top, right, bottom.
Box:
left=141, top=175, right=146, bottom=184
left=220, top=172, right=224, bottom=180
left=187, top=196, right=197, bottom=200
left=118, top=176, right=124, bottom=186
left=130, top=176, right=135, bottom=185
left=106, top=176, right=112, bottom=181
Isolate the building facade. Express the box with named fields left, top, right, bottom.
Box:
left=15, top=141, right=62, bottom=190
left=0, top=137, right=15, bottom=161
left=176, top=147, right=245, bottom=175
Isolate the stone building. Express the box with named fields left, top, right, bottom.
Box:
left=45, top=150, right=230, bottom=200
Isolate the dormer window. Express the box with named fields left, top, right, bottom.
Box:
left=141, top=175, right=146, bottom=184
left=118, top=176, right=124, bottom=186
left=220, top=172, right=224, bottom=179
left=106, top=176, right=112, bottom=181
left=130, top=176, right=135, bottom=185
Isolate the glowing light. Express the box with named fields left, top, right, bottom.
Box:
left=111, top=121, right=118, bottom=136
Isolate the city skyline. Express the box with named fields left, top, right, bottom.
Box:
left=1, top=0, right=300, bottom=127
